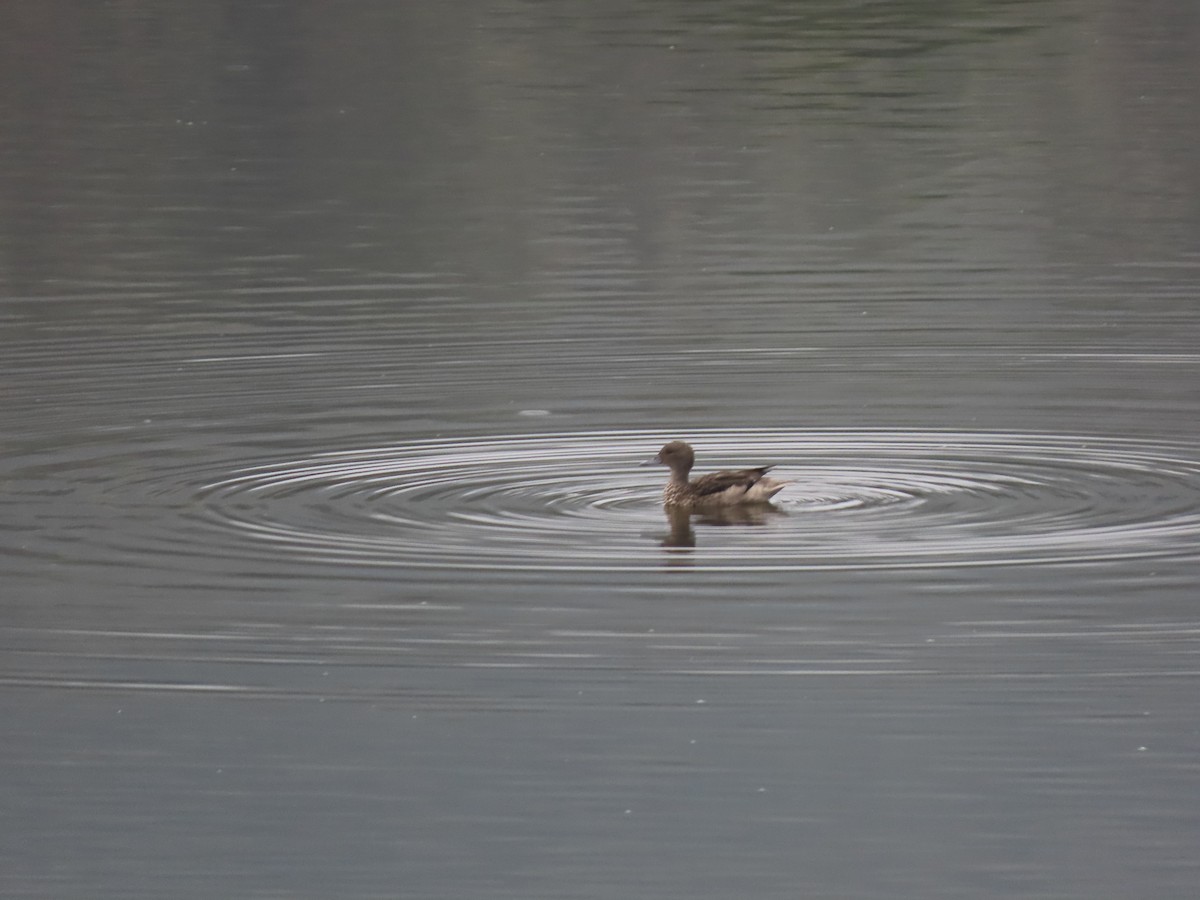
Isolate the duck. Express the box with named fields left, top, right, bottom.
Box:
left=643, top=440, right=790, bottom=509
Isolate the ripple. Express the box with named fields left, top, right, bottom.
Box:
left=192, top=430, right=1200, bottom=571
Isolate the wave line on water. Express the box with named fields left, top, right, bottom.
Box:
left=181, top=429, right=1200, bottom=573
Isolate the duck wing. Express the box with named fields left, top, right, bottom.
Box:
left=689, top=466, right=774, bottom=498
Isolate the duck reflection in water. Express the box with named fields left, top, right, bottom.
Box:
left=642, top=441, right=791, bottom=549
left=661, top=502, right=787, bottom=549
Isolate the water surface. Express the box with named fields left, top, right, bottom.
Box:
left=3, top=2, right=1200, bottom=898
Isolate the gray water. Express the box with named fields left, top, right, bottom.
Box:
left=3, top=2, right=1200, bottom=898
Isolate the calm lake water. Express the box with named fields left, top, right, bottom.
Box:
left=3, top=2, right=1200, bottom=898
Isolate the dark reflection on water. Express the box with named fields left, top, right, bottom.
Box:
left=659, top=503, right=788, bottom=551
left=3, top=1, right=1200, bottom=898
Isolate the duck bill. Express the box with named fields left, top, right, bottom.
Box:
left=638, top=455, right=661, bottom=467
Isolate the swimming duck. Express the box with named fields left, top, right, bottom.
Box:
left=643, top=440, right=790, bottom=508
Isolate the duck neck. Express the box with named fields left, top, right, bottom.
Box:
left=668, top=464, right=691, bottom=485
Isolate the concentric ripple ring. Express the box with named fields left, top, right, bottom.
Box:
left=192, top=429, right=1200, bottom=571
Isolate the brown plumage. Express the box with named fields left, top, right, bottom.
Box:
left=644, top=440, right=790, bottom=509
